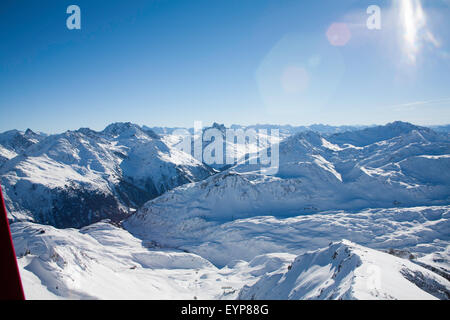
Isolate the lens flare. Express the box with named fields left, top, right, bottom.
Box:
left=281, top=66, right=309, bottom=94
left=398, top=0, right=439, bottom=64
left=326, top=23, right=351, bottom=47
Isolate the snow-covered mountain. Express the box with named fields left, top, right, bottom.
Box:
left=239, top=240, right=450, bottom=300
left=152, top=123, right=369, bottom=171
left=327, top=121, right=435, bottom=147
left=125, top=122, right=450, bottom=247
left=0, top=129, right=46, bottom=166
left=3, top=121, right=450, bottom=299
left=430, top=125, right=450, bottom=134
left=155, top=122, right=283, bottom=171
left=1, top=123, right=213, bottom=227
left=12, top=220, right=449, bottom=300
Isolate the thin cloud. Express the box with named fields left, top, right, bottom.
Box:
left=390, top=98, right=450, bottom=111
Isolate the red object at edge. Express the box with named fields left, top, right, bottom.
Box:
left=0, top=185, right=25, bottom=300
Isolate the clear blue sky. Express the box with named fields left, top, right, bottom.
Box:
left=1, top=0, right=449, bottom=133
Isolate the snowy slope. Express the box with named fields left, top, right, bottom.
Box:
left=415, top=247, right=450, bottom=281
left=0, top=129, right=45, bottom=154
left=238, top=240, right=450, bottom=300
left=125, top=204, right=450, bottom=267
left=1, top=123, right=213, bottom=227
left=12, top=220, right=297, bottom=300
left=0, top=145, right=17, bottom=165
left=12, top=221, right=449, bottom=300
left=12, top=221, right=217, bottom=299
left=0, top=129, right=46, bottom=166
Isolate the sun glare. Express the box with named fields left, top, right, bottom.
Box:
left=398, top=0, right=439, bottom=64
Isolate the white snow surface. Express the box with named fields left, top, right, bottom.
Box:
left=125, top=205, right=450, bottom=267
left=239, top=240, right=450, bottom=300
left=13, top=218, right=449, bottom=300
left=12, top=220, right=293, bottom=300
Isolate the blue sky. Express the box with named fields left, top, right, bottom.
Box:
left=1, top=0, right=449, bottom=133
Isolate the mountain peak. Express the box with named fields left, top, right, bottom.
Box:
left=385, top=121, right=423, bottom=131
left=211, top=122, right=226, bottom=132
left=24, top=128, right=35, bottom=136
left=102, top=122, right=145, bottom=138
left=328, top=121, right=430, bottom=147
left=75, top=127, right=99, bottom=137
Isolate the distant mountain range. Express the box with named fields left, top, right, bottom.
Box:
left=1, top=121, right=449, bottom=228
left=125, top=121, right=450, bottom=254
left=3, top=121, right=449, bottom=300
